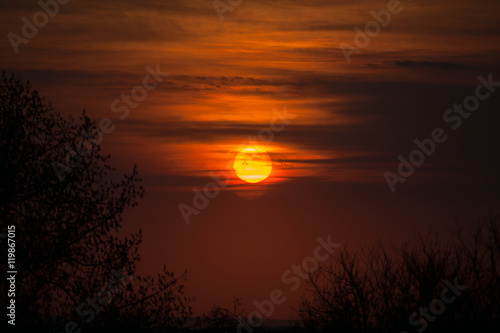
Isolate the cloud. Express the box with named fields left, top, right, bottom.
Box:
left=394, top=60, right=466, bottom=70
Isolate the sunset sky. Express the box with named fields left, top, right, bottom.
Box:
left=2, top=0, right=500, bottom=319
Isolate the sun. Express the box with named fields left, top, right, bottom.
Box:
left=233, top=148, right=272, bottom=183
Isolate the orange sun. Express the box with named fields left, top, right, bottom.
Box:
left=233, top=148, right=272, bottom=183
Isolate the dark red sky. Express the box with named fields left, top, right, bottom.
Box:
left=2, top=0, right=500, bottom=319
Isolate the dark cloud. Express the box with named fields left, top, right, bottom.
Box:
left=394, top=60, right=466, bottom=70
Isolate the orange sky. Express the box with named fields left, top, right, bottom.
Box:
left=2, top=0, right=500, bottom=320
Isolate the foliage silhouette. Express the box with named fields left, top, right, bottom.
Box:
left=0, top=72, right=192, bottom=330
left=195, top=296, right=245, bottom=331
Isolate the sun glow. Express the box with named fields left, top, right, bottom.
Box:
left=233, top=148, right=272, bottom=183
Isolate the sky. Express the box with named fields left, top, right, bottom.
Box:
left=2, top=0, right=500, bottom=320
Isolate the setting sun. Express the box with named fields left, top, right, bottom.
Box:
left=233, top=148, right=273, bottom=183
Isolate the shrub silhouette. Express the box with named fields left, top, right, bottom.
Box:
left=295, top=214, right=500, bottom=332
left=195, top=296, right=246, bottom=332
left=0, top=72, right=192, bottom=330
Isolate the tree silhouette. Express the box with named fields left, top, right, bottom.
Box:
left=0, top=72, right=192, bottom=330
left=295, top=214, right=500, bottom=332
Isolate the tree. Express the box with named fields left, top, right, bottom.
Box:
left=0, top=71, right=192, bottom=330
left=295, top=214, right=500, bottom=332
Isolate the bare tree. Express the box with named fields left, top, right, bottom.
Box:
left=295, top=214, right=500, bottom=332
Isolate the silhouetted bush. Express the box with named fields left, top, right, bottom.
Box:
left=295, top=214, right=500, bottom=332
